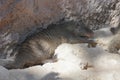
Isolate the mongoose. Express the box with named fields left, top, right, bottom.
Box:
left=4, top=21, right=97, bottom=69
left=108, top=27, right=120, bottom=53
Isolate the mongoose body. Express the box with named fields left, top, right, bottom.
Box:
left=4, top=21, right=96, bottom=69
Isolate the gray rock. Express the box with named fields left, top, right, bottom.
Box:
left=0, top=0, right=120, bottom=60
left=0, top=66, right=9, bottom=80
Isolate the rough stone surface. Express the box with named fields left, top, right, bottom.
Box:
left=0, top=0, right=120, bottom=59
left=0, top=0, right=64, bottom=58
left=61, top=0, right=120, bottom=29
left=1, top=0, right=120, bottom=80
left=0, top=66, right=9, bottom=80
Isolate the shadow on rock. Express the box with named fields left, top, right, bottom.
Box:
left=41, top=72, right=61, bottom=80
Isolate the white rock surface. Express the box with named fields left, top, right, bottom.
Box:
left=1, top=27, right=120, bottom=80
left=94, top=27, right=114, bottom=50
left=0, top=66, right=9, bottom=80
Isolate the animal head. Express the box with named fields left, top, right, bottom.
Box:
left=73, top=25, right=94, bottom=38
left=64, top=21, right=94, bottom=38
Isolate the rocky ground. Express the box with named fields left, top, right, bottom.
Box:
left=0, top=27, right=120, bottom=80
left=0, top=0, right=120, bottom=80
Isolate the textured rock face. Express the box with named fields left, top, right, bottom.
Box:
left=0, top=0, right=64, bottom=58
left=0, top=0, right=120, bottom=58
left=62, top=0, right=120, bottom=29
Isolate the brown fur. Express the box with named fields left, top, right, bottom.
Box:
left=4, top=21, right=96, bottom=69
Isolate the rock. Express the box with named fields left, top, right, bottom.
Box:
left=9, top=65, right=62, bottom=80
left=0, top=66, right=9, bottom=80
left=0, top=0, right=120, bottom=59
left=61, top=0, right=120, bottom=29
left=0, top=0, right=64, bottom=58
left=94, top=27, right=114, bottom=50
